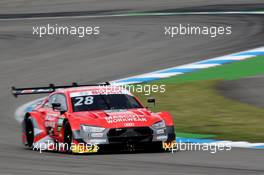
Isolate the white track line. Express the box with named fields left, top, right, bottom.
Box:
left=112, top=46, right=264, bottom=84
left=0, top=11, right=263, bottom=21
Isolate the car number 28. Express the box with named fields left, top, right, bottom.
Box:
left=74, top=96, right=94, bottom=106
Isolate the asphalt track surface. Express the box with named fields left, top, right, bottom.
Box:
left=1, top=0, right=264, bottom=14
left=0, top=1, right=264, bottom=175
left=218, top=75, right=264, bottom=108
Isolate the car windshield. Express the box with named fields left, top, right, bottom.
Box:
left=71, top=94, right=143, bottom=112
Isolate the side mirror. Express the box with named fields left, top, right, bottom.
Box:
left=52, top=103, right=65, bottom=114
left=147, top=97, right=156, bottom=107
left=52, top=103, right=61, bottom=110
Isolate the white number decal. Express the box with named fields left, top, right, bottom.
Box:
left=74, top=97, right=83, bottom=106
left=74, top=96, right=94, bottom=106
left=84, top=96, right=94, bottom=105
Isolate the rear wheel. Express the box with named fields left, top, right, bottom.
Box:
left=25, top=117, right=34, bottom=148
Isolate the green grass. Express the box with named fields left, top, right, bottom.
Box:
left=134, top=56, right=264, bottom=142
left=157, top=56, right=264, bottom=84
left=177, top=132, right=216, bottom=139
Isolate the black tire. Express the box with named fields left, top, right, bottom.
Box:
left=149, top=142, right=165, bottom=152
left=25, top=117, right=34, bottom=148
left=63, top=121, right=73, bottom=153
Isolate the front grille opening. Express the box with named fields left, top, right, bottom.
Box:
left=107, top=127, right=153, bottom=143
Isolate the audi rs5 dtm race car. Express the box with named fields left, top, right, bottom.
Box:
left=12, top=82, right=176, bottom=153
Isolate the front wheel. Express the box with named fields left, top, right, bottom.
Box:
left=149, top=142, right=165, bottom=152
left=63, top=121, right=73, bottom=153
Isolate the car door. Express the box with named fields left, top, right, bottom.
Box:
left=40, top=93, right=68, bottom=136
left=52, top=94, right=68, bottom=136
left=41, top=94, right=59, bottom=135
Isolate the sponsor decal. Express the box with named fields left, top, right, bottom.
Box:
left=71, top=143, right=99, bottom=153
left=21, top=90, right=34, bottom=93
left=57, top=118, right=64, bottom=132
left=105, top=113, right=147, bottom=124
left=45, top=114, right=58, bottom=128
left=21, top=89, right=53, bottom=93
left=45, top=121, right=56, bottom=128
left=70, top=87, right=131, bottom=97
left=124, top=123, right=135, bottom=127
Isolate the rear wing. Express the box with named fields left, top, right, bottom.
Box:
left=11, top=82, right=110, bottom=97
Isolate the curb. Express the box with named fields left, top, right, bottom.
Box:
left=111, top=46, right=264, bottom=85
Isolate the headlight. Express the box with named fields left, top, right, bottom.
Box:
left=81, top=125, right=105, bottom=133
left=152, top=120, right=166, bottom=129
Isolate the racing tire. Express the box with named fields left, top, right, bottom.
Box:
left=148, top=142, right=165, bottom=152
left=63, top=121, right=73, bottom=153
left=25, top=117, right=34, bottom=148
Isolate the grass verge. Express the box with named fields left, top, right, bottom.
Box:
left=157, top=55, right=264, bottom=84
left=134, top=56, right=264, bottom=142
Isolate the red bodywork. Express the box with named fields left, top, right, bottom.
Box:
left=22, top=86, right=175, bottom=153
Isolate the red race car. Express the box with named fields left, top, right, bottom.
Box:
left=12, top=82, right=176, bottom=153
